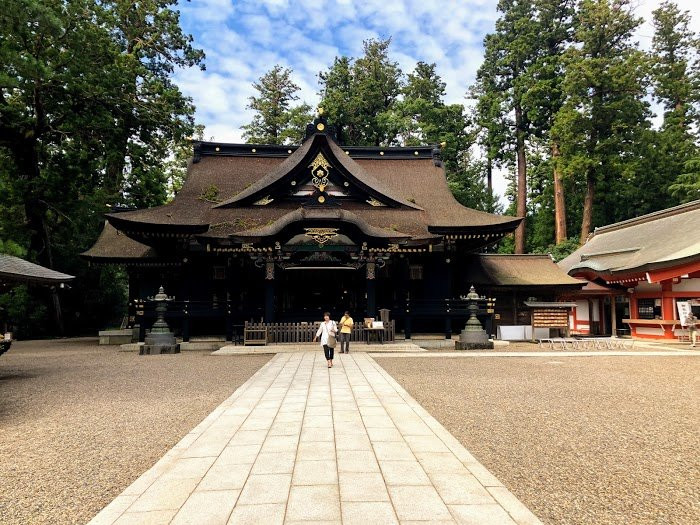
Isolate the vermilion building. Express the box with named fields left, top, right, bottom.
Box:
left=559, top=201, right=700, bottom=340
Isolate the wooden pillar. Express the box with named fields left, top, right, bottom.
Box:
left=182, top=301, right=190, bottom=342
left=444, top=258, right=453, bottom=339
left=366, top=262, right=376, bottom=317
left=610, top=295, right=617, bottom=337
left=264, top=261, right=275, bottom=323
left=661, top=279, right=674, bottom=320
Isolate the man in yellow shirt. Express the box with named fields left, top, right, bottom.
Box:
left=338, top=311, right=353, bottom=354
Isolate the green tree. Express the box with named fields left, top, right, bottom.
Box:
left=552, top=0, right=650, bottom=242
left=651, top=1, right=700, bottom=204
left=319, top=39, right=403, bottom=146
left=0, top=0, right=203, bottom=334
left=242, top=65, right=312, bottom=145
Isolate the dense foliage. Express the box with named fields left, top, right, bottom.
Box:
left=0, top=0, right=203, bottom=336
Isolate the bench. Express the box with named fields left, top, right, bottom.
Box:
left=243, top=327, right=268, bottom=346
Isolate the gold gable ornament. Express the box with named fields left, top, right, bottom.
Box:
left=304, top=227, right=339, bottom=246
left=309, top=153, right=331, bottom=190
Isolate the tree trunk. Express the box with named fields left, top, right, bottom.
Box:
left=486, top=155, right=493, bottom=196
left=552, top=142, right=567, bottom=244
left=580, top=169, right=595, bottom=244
left=514, top=105, right=527, bottom=254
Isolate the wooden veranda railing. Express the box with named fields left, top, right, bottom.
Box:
left=243, top=320, right=395, bottom=344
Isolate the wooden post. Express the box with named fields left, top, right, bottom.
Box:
left=366, top=262, right=376, bottom=317
left=610, top=295, right=617, bottom=337
left=182, top=301, right=190, bottom=342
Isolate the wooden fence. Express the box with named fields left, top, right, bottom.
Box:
left=243, top=320, right=395, bottom=344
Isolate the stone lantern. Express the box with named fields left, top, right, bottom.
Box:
left=455, top=285, right=494, bottom=350
left=141, top=286, right=180, bottom=355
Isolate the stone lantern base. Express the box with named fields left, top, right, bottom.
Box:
left=455, top=328, right=494, bottom=350
left=141, top=332, right=180, bottom=355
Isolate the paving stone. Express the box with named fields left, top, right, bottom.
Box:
left=197, top=463, right=252, bottom=491
left=448, top=503, right=518, bottom=524
left=379, top=459, right=431, bottom=486
left=292, top=460, right=338, bottom=485
left=341, top=501, right=398, bottom=525
left=387, top=485, right=453, bottom=521
left=216, top=444, right=261, bottom=465
left=415, top=451, right=471, bottom=473
left=237, top=474, right=291, bottom=505
left=297, top=440, right=336, bottom=461
left=366, top=427, right=404, bottom=442
left=428, top=472, right=495, bottom=505
left=404, top=434, right=450, bottom=453
left=338, top=472, right=390, bottom=502
left=226, top=503, right=285, bottom=524
left=286, top=485, right=341, bottom=521
left=372, top=441, right=415, bottom=461
left=250, top=451, right=296, bottom=474
left=170, top=489, right=239, bottom=524
left=260, top=434, right=299, bottom=453
left=128, top=477, right=200, bottom=512
left=114, top=510, right=178, bottom=525
left=336, top=449, right=380, bottom=472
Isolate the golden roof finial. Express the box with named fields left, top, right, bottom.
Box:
left=318, top=107, right=325, bottom=116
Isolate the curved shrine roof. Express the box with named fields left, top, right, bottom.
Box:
left=559, top=200, right=700, bottom=280
left=88, top=122, right=522, bottom=258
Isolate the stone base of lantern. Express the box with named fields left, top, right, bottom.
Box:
left=455, top=329, right=493, bottom=350
left=141, top=332, right=180, bottom=355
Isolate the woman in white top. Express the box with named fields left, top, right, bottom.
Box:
left=314, top=311, right=338, bottom=368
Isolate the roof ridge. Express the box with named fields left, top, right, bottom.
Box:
left=593, top=199, right=700, bottom=235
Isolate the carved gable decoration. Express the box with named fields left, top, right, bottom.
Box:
left=308, top=153, right=331, bottom=191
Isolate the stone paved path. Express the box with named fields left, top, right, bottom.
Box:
left=89, top=352, right=541, bottom=524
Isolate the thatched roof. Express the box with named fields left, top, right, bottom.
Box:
left=468, top=254, right=584, bottom=287
left=85, top=124, right=522, bottom=259
left=559, top=200, right=700, bottom=280
left=0, top=254, right=74, bottom=284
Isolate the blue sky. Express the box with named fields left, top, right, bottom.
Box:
left=175, top=0, right=700, bottom=202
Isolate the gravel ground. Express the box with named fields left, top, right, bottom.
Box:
left=376, top=355, right=700, bottom=525
left=0, top=338, right=270, bottom=525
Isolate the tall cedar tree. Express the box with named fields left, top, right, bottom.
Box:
left=473, top=0, right=539, bottom=253
left=319, top=39, right=403, bottom=146
left=393, top=62, right=491, bottom=210
left=652, top=1, right=700, bottom=203
left=521, top=0, right=575, bottom=245
left=0, top=0, right=203, bottom=334
left=552, top=0, right=650, bottom=243
left=241, top=65, right=312, bottom=145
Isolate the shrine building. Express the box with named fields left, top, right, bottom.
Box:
left=83, top=114, right=579, bottom=340
left=560, top=200, right=700, bottom=340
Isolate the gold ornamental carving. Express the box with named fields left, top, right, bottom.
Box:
left=304, top=227, right=339, bottom=246
left=366, top=197, right=386, bottom=207
left=308, top=153, right=331, bottom=190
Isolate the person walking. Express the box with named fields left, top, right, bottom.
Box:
left=686, top=312, right=697, bottom=348
left=338, top=311, right=354, bottom=354
left=314, top=312, right=337, bottom=368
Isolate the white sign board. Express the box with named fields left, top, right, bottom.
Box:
left=677, top=301, right=692, bottom=326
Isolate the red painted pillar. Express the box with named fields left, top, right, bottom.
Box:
left=630, top=293, right=638, bottom=337
left=661, top=279, right=675, bottom=339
